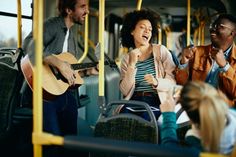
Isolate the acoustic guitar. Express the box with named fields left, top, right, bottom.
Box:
left=20, top=52, right=98, bottom=99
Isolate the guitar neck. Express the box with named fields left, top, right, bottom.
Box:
left=71, top=62, right=98, bottom=70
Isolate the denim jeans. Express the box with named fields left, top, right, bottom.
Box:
left=121, top=93, right=161, bottom=121
left=43, top=90, right=78, bottom=136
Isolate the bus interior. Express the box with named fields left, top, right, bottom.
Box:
left=0, top=0, right=236, bottom=157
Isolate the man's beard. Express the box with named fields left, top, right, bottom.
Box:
left=72, top=16, right=83, bottom=25
left=75, top=21, right=83, bottom=25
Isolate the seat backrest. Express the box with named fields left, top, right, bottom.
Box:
left=104, top=59, right=121, bottom=103
left=94, top=100, right=158, bottom=143
left=82, top=75, right=100, bottom=126
left=0, top=48, right=24, bottom=140
left=81, top=58, right=121, bottom=126
left=93, top=100, right=158, bottom=157
left=94, top=113, right=157, bottom=143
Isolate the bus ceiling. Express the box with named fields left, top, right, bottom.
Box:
left=89, top=0, right=227, bottom=14
left=88, top=0, right=229, bottom=32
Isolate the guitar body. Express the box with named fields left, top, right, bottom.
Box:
left=21, top=52, right=84, bottom=99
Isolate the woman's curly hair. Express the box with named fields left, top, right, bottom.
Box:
left=120, top=9, right=160, bottom=49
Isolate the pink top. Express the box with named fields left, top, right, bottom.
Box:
left=120, top=44, right=176, bottom=103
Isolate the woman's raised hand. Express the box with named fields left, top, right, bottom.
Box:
left=160, top=90, right=176, bottom=113
left=128, top=47, right=142, bottom=67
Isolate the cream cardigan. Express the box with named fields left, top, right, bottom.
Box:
left=119, top=44, right=176, bottom=103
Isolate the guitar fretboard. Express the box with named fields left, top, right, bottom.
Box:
left=71, top=62, right=98, bottom=70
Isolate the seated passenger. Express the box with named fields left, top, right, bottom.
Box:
left=174, top=22, right=193, bottom=60
left=160, top=81, right=236, bottom=155
left=119, top=9, right=176, bottom=120
left=175, top=14, right=236, bottom=108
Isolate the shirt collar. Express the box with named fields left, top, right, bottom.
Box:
left=57, top=16, right=68, bottom=32
left=224, top=44, right=233, bottom=58
left=231, top=43, right=236, bottom=60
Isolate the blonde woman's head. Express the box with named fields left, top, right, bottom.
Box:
left=179, top=81, right=228, bottom=153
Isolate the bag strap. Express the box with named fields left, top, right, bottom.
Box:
left=152, top=44, right=166, bottom=78
left=152, top=44, right=161, bottom=61
left=176, top=107, right=185, bottom=119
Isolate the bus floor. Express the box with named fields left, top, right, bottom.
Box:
left=0, top=111, right=93, bottom=157
left=0, top=117, right=33, bottom=157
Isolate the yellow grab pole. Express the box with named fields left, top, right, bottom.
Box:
left=187, top=0, right=191, bottom=46
left=201, top=22, right=205, bottom=45
left=29, top=1, right=65, bottom=156
left=136, top=0, right=142, bottom=10
left=32, top=0, right=43, bottom=156
left=98, top=0, right=105, bottom=96
left=193, top=28, right=198, bottom=46
left=158, top=24, right=162, bottom=45
left=197, top=26, right=201, bottom=45
left=200, top=153, right=228, bottom=157
left=164, top=27, right=171, bottom=49
left=78, top=0, right=89, bottom=63
left=17, top=0, right=22, bottom=48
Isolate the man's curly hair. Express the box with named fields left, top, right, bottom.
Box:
left=120, top=9, right=160, bottom=49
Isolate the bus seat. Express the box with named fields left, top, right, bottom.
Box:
left=77, top=116, right=94, bottom=137
left=0, top=48, right=24, bottom=141
left=77, top=93, right=94, bottom=137
left=82, top=75, right=100, bottom=126
left=0, top=48, right=33, bottom=156
left=13, top=78, right=33, bottom=126
left=93, top=100, right=158, bottom=157
left=104, top=55, right=122, bottom=103
left=81, top=58, right=121, bottom=127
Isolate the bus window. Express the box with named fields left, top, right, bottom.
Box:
left=0, top=0, right=32, bottom=47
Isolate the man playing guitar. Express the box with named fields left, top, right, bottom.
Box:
left=22, top=0, right=97, bottom=156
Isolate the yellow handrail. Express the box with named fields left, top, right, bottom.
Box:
left=77, top=30, right=96, bottom=50
left=78, top=0, right=89, bottom=63
left=187, top=0, right=191, bottom=46
left=17, top=0, right=22, bottom=48
left=158, top=24, right=162, bottom=45
left=200, top=153, right=229, bottom=157
left=32, top=0, right=43, bottom=156
left=32, top=1, right=65, bottom=157
left=198, top=26, right=201, bottom=45
left=201, top=21, right=205, bottom=45
left=164, top=26, right=171, bottom=49
left=98, top=0, right=105, bottom=96
left=136, top=0, right=142, bottom=10
left=193, top=27, right=198, bottom=46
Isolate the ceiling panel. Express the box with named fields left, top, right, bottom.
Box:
left=89, top=0, right=226, bottom=14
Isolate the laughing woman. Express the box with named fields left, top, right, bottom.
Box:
left=119, top=9, right=176, bottom=120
